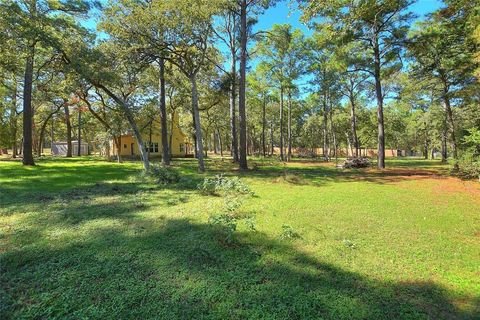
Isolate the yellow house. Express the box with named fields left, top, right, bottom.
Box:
left=112, top=113, right=193, bottom=158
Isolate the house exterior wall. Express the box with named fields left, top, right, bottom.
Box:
left=111, top=114, right=191, bottom=157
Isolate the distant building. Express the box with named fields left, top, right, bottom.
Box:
left=111, top=113, right=193, bottom=158
left=52, top=141, right=89, bottom=156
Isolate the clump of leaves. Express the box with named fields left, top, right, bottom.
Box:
left=147, top=164, right=181, bottom=185
left=456, top=128, right=480, bottom=180
left=198, top=174, right=253, bottom=196
left=208, top=213, right=237, bottom=246
left=279, top=224, right=302, bottom=240
left=343, top=239, right=357, bottom=249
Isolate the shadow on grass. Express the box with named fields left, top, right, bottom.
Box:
left=1, top=217, right=477, bottom=319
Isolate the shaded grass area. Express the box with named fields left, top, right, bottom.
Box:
left=0, top=156, right=479, bottom=319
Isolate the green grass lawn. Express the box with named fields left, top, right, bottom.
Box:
left=1, top=156, right=479, bottom=319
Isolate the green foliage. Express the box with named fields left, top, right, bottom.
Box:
left=197, top=174, right=253, bottom=196
left=279, top=224, right=302, bottom=240
left=145, top=163, right=181, bottom=185
left=457, top=128, right=480, bottom=179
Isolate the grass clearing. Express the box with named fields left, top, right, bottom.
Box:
left=0, top=157, right=479, bottom=319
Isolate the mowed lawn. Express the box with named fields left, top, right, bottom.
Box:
left=0, top=157, right=479, bottom=319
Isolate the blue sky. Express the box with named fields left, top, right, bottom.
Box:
left=254, top=0, right=443, bottom=35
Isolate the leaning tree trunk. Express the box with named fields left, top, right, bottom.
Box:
left=190, top=76, right=205, bottom=172
left=37, top=108, right=59, bottom=157
left=238, top=0, right=248, bottom=170
left=22, top=45, right=35, bottom=165
left=123, top=104, right=149, bottom=171
left=159, top=57, right=170, bottom=165
left=64, top=105, right=73, bottom=158
left=374, top=39, right=385, bottom=169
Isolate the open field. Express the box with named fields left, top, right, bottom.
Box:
left=0, top=157, right=479, bottom=319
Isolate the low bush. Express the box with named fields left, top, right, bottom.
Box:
left=342, top=157, right=371, bottom=169
left=198, top=174, right=253, bottom=196
left=456, top=128, right=480, bottom=180
left=147, top=164, right=181, bottom=185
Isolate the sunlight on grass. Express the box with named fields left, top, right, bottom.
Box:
left=1, top=157, right=479, bottom=319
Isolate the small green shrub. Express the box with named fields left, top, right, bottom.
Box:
left=279, top=224, right=302, bottom=240
left=456, top=128, right=480, bottom=180
left=148, top=164, right=181, bottom=185
left=456, top=154, right=480, bottom=180
left=208, top=213, right=237, bottom=246
left=198, top=174, right=253, bottom=196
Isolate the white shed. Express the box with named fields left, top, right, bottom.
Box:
left=51, top=141, right=89, bottom=156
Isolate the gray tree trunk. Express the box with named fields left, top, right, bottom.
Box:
left=22, top=45, right=35, bottom=165
left=159, top=58, right=170, bottom=165
left=238, top=0, right=248, bottom=170
left=190, top=76, right=205, bottom=172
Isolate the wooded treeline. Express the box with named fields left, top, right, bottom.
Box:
left=0, top=0, right=478, bottom=173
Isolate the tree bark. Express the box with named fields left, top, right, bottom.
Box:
left=190, top=76, right=205, bottom=172
left=442, top=86, right=458, bottom=162
left=22, top=45, right=35, bottom=165
left=270, top=122, right=274, bottom=156
left=238, top=0, right=248, bottom=170
left=279, top=87, right=285, bottom=161
left=374, top=38, right=385, bottom=169
left=262, top=94, right=267, bottom=157
left=64, top=105, right=73, bottom=158
left=287, top=90, right=292, bottom=162
left=230, top=44, right=239, bottom=162
left=77, top=109, right=82, bottom=156
left=349, top=95, right=359, bottom=157
left=322, top=98, right=329, bottom=159
left=159, top=58, right=170, bottom=165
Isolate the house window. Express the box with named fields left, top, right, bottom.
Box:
left=123, top=144, right=127, bottom=149
left=179, top=143, right=185, bottom=153
left=145, top=143, right=159, bottom=153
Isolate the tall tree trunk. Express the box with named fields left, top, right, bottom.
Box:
left=262, top=94, right=266, bottom=157
left=287, top=90, right=292, bottom=162
left=279, top=87, right=284, bottom=161
left=10, top=85, right=18, bottom=159
left=230, top=46, right=239, bottom=162
left=374, top=39, right=385, bottom=169
left=330, top=110, right=337, bottom=160
left=349, top=95, right=359, bottom=157
left=159, top=58, right=170, bottom=165
left=441, top=124, right=448, bottom=163
left=169, top=110, right=175, bottom=157
left=238, top=0, right=248, bottom=170
left=64, top=105, right=73, bottom=158
left=190, top=76, right=205, bottom=172
left=442, top=83, right=458, bottom=166
left=322, top=99, right=329, bottom=159
left=218, top=128, right=223, bottom=157
left=77, top=109, right=82, bottom=156
left=22, top=45, right=35, bottom=165
left=270, top=122, right=274, bottom=156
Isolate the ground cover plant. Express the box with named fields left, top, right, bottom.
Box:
left=1, top=157, right=479, bottom=319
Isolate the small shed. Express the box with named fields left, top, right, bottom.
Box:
left=52, top=141, right=89, bottom=156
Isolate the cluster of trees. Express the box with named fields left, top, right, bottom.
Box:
left=0, top=0, right=478, bottom=172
